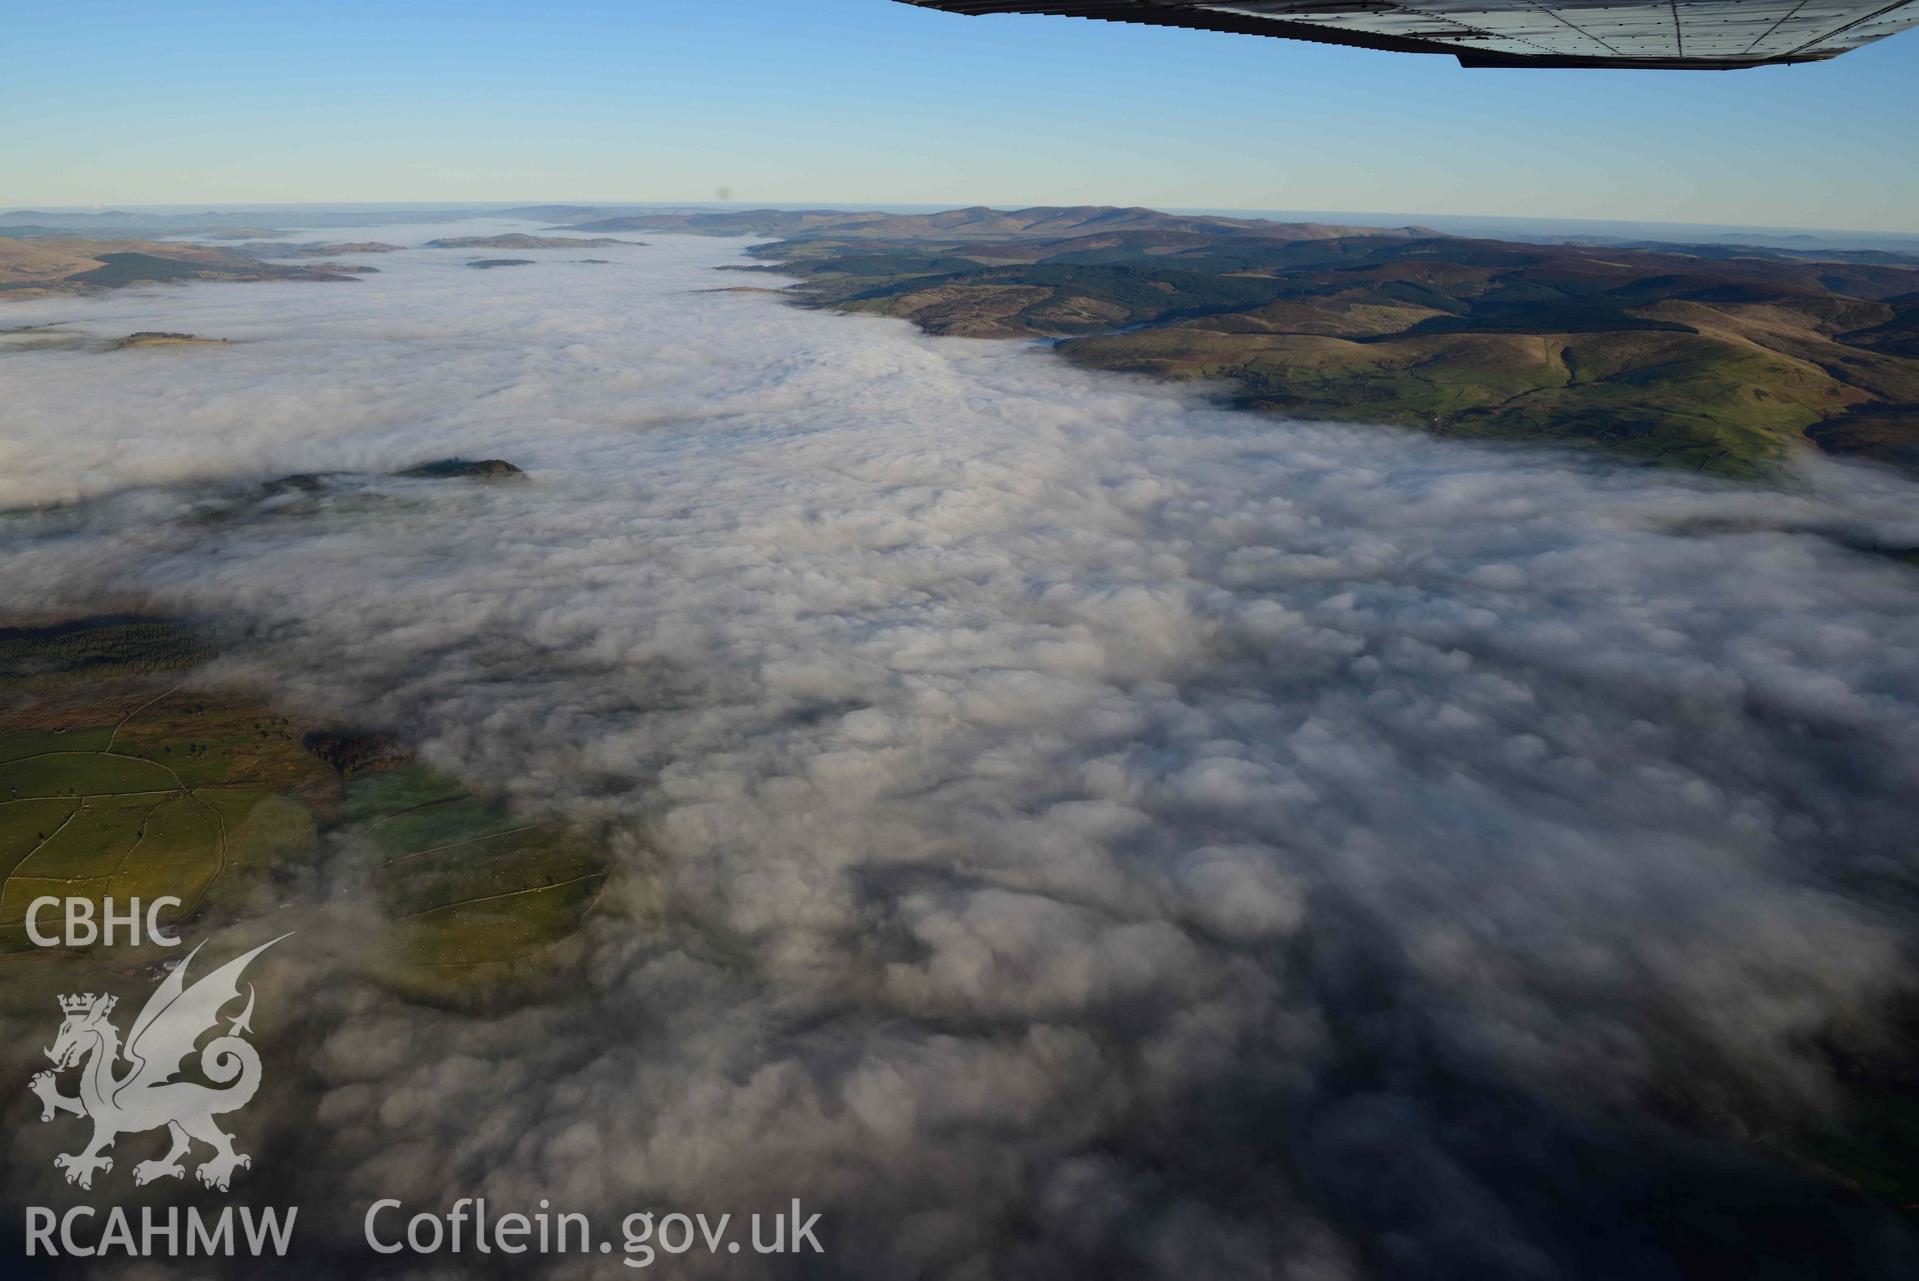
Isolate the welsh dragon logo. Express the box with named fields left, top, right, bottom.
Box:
left=29, top=935, right=286, bottom=1192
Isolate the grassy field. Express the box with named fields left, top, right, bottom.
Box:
left=1064, top=325, right=1853, bottom=478
left=0, top=617, right=609, bottom=994
left=351, top=764, right=607, bottom=981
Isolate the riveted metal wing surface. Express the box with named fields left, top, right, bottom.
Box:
left=896, top=1, right=1919, bottom=69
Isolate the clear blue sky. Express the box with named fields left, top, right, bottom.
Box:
left=7, top=0, right=1916, bottom=231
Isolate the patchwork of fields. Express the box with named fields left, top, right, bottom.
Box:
left=0, top=617, right=607, bottom=995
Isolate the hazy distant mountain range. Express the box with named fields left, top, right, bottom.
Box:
left=3, top=201, right=1914, bottom=255
left=551, top=203, right=1445, bottom=243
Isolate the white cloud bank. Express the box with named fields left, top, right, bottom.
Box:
left=3, top=226, right=1918, bottom=1277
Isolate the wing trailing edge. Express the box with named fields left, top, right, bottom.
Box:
left=896, top=1, right=1919, bottom=69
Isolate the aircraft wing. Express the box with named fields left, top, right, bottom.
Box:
left=895, top=1, right=1919, bottom=69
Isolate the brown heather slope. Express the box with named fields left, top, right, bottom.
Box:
left=745, top=220, right=1919, bottom=479
left=0, top=238, right=360, bottom=299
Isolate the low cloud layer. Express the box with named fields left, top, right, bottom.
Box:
left=4, top=226, right=1918, bottom=1277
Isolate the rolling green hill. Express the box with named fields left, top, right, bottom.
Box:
left=0, top=616, right=608, bottom=1000
left=747, top=219, right=1919, bottom=479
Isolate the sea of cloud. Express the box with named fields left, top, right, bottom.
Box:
left=3, top=224, right=1917, bottom=1277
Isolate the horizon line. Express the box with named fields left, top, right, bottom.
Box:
left=2, top=199, right=1915, bottom=240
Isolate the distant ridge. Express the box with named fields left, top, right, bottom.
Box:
left=553, top=204, right=1441, bottom=243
